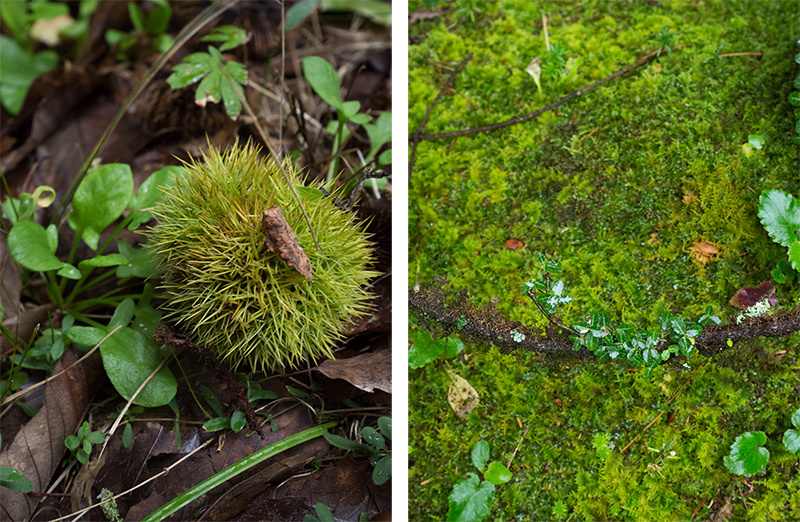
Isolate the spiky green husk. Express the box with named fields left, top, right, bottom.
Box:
left=147, top=140, right=377, bottom=371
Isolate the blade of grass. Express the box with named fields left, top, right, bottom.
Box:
left=141, top=421, right=336, bottom=522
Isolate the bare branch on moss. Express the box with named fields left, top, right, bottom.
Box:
left=408, top=44, right=693, bottom=145
left=409, top=52, right=473, bottom=177
left=410, top=279, right=800, bottom=362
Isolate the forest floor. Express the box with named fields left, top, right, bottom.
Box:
left=1, top=2, right=391, bottom=521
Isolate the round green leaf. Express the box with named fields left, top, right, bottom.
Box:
left=723, top=431, right=770, bottom=477
left=758, top=190, right=800, bottom=248
left=362, top=426, right=386, bottom=451
left=57, top=264, right=81, bottom=280
left=484, top=461, right=512, bottom=485
left=99, top=327, right=177, bottom=407
left=7, top=221, right=65, bottom=271
left=409, top=331, right=445, bottom=369
left=783, top=429, right=800, bottom=456
left=377, top=416, right=392, bottom=440
left=67, top=164, right=134, bottom=250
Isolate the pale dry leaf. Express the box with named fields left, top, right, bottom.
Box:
left=315, top=349, right=391, bottom=393
left=446, top=369, right=479, bottom=418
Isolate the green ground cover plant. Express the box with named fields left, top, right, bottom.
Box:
left=409, top=0, right=800, bottom=520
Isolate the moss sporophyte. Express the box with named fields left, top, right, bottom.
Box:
left=146, top=140, right=378, bottom=372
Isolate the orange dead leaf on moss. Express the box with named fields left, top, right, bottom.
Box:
left=688, top=241, right=719, bottom=266
left=505, top=238, right=523, bottom=250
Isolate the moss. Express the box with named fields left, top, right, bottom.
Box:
left=410, top=0, right=800, bottom=520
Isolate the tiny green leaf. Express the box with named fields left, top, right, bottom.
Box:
left=362, top=426, right=386, bottom=451
left=230, top=410, right=247, bottom=432
left=201, top=25, right=248, bottom=52
left=409, top=331, right=445, bottom=368
left=284, top=0, right=319, bottom=30
left=322, top=431, right=371, bottom=452
left=372, top=454, right=391, bottom=485
left=203, top=417, right=230, bottom=432
left=471, top=440, right=490, bottom=470
left=377, top=417, right=392, bottom=440
left=484, top=461, right=512, bottom=485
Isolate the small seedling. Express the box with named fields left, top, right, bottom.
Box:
left=3, top=164, right=180, bottom=408
left=105, top=0, right=173, bottom=60
left=409, top=330, right=465, bottom=368
left=447, top=440, right=512, bottom=522
left=65, top=421, right=106, bottom=465
left=322, top=417, right=392, bottom=485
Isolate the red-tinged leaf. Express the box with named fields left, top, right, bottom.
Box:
left=729, top=281, right=777, bottom=309
left=504, top=238, right=523, bottom=250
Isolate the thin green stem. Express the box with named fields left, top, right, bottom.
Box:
left=142, top=421, right=336, bottom=522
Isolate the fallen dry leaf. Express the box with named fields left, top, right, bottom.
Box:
left=315, top=349, right=391, bottom=394
left=729, top=281, right=777, bottom=309
left=446, top=369, right=479, bottom=418
left=504, top=238, right=523, bottom=250
left=262, top=206, right=313, bottom=282
left=689, top=240, right=719, bottom=265
left=0, top=349, right=103, bottom=522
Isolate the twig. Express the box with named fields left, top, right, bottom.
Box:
left=410, top=44, right=693, bottom=142
left=719, top=52, right=762, bottom=59
left=409, top=52, right=473, bottom=177
left=526, top=290, right=580, bottom=337
left=507, top=424, right=529, bottom=469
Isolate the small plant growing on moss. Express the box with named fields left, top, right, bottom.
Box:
left=447, top=440, right=512, bottom=522
left=147, top=140, right=377, bottom=372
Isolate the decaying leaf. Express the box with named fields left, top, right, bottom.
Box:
left=315, top=349, right=391, bottom=394
left=446, top=369, right=479, bottom=418
left=526, top=57, right=542, bottom=94
left=688, top=240, right=719, bottom=266
left=729, top=281, right=777, bottom=309
left=262, top=206, right=313, bottom=282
